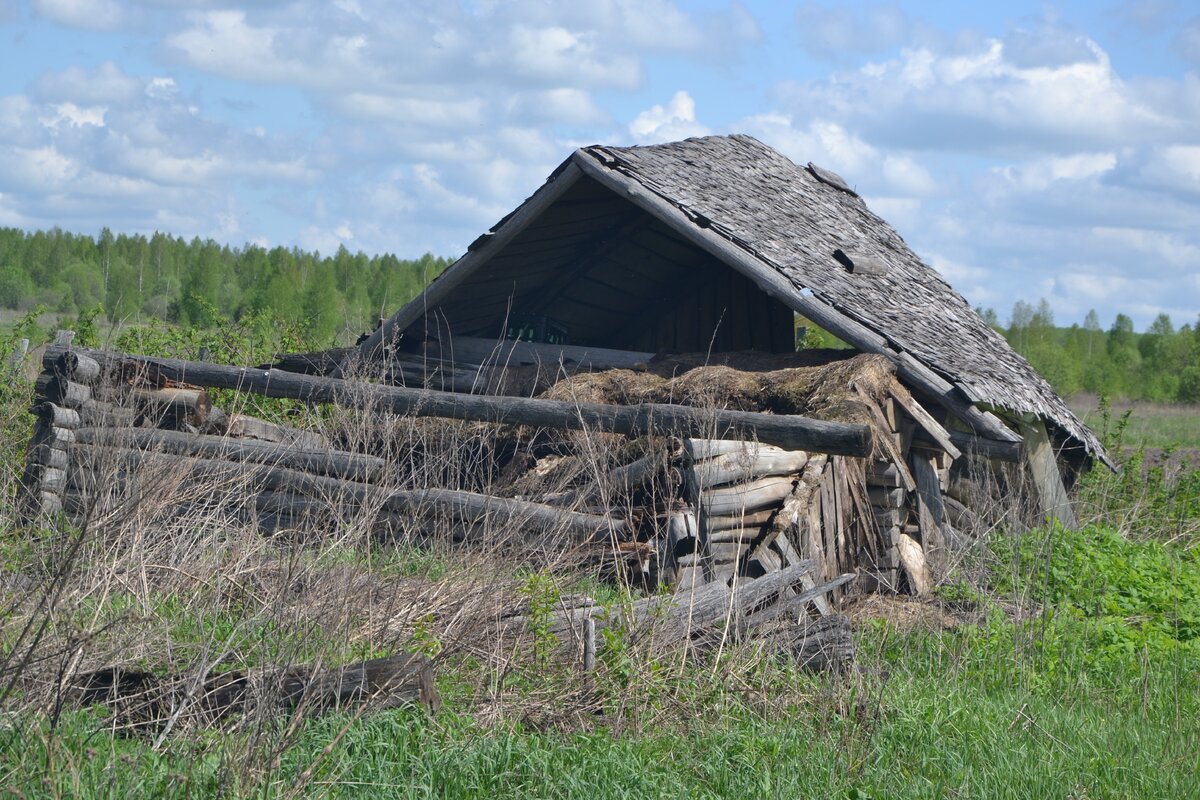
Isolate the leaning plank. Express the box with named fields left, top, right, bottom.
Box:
left=1016, top=416, right=1077, bottom=529
left=741, top=573, right=856, bottom=628
left=68, top=444, right=627, bottom=543
left=73, top=427, right=389, bottom=484
left=45, top=347, right=874, bottom=457
left=886, top=387, right=961, bottom=461
left=896, top=533, right=932, bottom=595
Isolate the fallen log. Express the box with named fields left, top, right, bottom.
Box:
left=67, top=444, right=628, bottom=543
left=73, top=427, right=389, bottom=484
left=71, top=651, right=436, bottom=732
left=45, top=347, right=874, bottom=457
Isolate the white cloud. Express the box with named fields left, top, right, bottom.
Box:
left=795, top=2, right=913, bottom=60
left=996, top=152, right=1117, bottom=190
left=1092, top=227, right=1200, bottom=267
left=33, top=0, right=123, bottom=31
left=629, top=90, right=708, bottom=143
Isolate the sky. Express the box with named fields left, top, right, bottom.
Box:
left=1, top=0, right=1198, bottom=330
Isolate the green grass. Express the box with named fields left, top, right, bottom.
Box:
left=1069, top=394, right=1200, bottom=450
left=4, top=620, right=1196, bottom=799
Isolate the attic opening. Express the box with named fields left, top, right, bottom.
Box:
left=400, top=174, right=798, bottom=355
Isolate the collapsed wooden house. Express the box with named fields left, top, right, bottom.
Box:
left=20, top=135, right=1107, bottom=604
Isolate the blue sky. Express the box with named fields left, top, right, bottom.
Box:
left=1, top=0, right=1198, bottom=329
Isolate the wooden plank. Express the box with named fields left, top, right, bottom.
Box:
left=887, top=387, right=961, bottom=461
left=897, top=533, right=932, bottom=596
left=910, top=452, right=947, bottom=579
left=1016, top=416, right=1077, bottom=529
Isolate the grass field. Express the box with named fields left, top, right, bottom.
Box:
left=1069, top=394, right=1200, bottom=450
left=0, top=339, right=1197, bottom=798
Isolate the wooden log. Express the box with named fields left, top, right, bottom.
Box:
left=31, top=403, right=80, bottom=429
left=867, top=486, right=905, bottom=507
left=227, top=415, right=326, bottom=449
left=947, top=430, right=1022, bottom=462
left=707, top=526, right=764, bottom=545
left=700, top=476, right=797, bottom=517
left=133, top=387, right=211, bottom=426
left=690, top=448, right=809, bottom=489
left=69, top=444, right=628, bottom=543
left=886, top=387, right=961, bottom=461
left=559, top=449, right=678, bottom=507
left=704, top=508, right=778, bottom=533
left=30, top=444, right=69, bottom=470
left=896, top=533, right=932, bottom=595
left=1016, top=416, right=1077, bottom=529
left=866, top=462, right=904, bottom=487
left=743, top=614, right=855, bottom=671
left=78, top=400, right=140, bottom=428
left=47, top=347, right=874, bottom=457
left=43, top=349, right=102, bottom=383
left=34, top=374, right=92, bottom=408
left=73, top=427, right=389, bottom=484
left=37, top=492, right=63, bottom=516
left=70, top=651, right=436, bottom=731
left=943, top=495, right=982, bottom=534
left=910, top=451, right=948, bottom=578
left=30, top=425, right=76, bottom=452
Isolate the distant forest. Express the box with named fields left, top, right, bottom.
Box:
left=1, top=228, right=1196, bottom=403
left=0, top=227, right=450, bottom=344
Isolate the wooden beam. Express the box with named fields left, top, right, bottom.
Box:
left=1016, top=416, right=1077, bottom=529
left=572, top=151, right=1023, bottom=446
left=47, top=347, right=875, bottom=457
left=423, top=336, right=654, bottom=372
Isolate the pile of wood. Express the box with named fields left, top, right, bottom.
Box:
left=21, top=338, right=961, bottom=602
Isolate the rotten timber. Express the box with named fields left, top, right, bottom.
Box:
left=45, top=346, right=874, bottom=457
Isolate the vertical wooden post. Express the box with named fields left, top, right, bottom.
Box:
left=582, top=618, right=596, bottom=673
left=1016, top=416, right=1077, bottom=529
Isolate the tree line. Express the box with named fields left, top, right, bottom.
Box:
left=1, top=227, right=1195, bottom=403
left=0, top=227, right=450, bottom=345
left=978, top=300, right=1200, bottom=404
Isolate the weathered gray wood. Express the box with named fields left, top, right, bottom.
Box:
left=71, top=651, right=436, bottom=732
left=30, top=424, right=76, bottom=449
left=78, top=400, right=140, bottom=428
left=49, top=350, right=101, bottom=383
left=690, top=448, right=809, bottom=488
left=34, top=374, right=92, bottom=408
left=227, top=414, right=326, bottom=449
left=348, top=162, right=585, bottom=368
left=741, top=573, right=855, bottom=627
left=30, top=444, right=69, bottom=470
left=572, top=151, right=1023, bottom=447
left=1017, top=416, right=1077, bottom=529
left=73, top=427, right=390, bottom=484
left=31, top=403, right=80, bottom=429
left=582, top=618, right=596, bottom=673
left=700, top=476, right=796, bottom=517
left=886, top=387, right=961, bottom=461
left=424, top=335, right=654, bottom=372
left=947, top=430, right=1022, bottom=462
left=558, top=450, right=678, bottom=507
left=69, top=444, right=627, bottom=543
left=867, top=486, right=905, bottom=507
left=910, top=451, right=948, bottom=578
left=742, top=614, right=855, bottom=670
left=705, top=508, right=777, bottom=533
left=896, top=532, right=931, bottom=595
left=46, top=347, right=874, bottom=457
